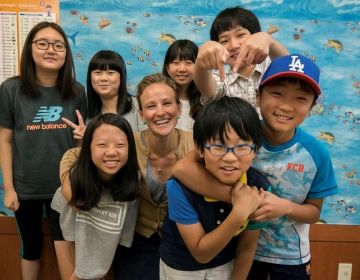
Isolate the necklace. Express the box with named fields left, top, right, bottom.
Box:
left=145, top=129, right=180, bottom=175
left=153, top=152, right=179, bottom=174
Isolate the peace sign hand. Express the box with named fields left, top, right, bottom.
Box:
left=62, top=109, right=86, bottom=140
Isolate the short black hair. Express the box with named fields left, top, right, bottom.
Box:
left=258, top=77, right=318, bottom=105
left=210, top=6, right=261, bottom=41
left=193, top=96, right=262, bottom=151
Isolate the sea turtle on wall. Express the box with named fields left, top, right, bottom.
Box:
left=158, top=33, right=176, bottom=45
left=318, top=131, right=335, bottom=144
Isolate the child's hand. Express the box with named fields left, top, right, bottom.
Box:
left=233, top=32, right=270, bottom=72
left=62, top=109, right=86, bottom=140
left=250, top=191, right=289, bottom=222
left=4, top=189, right=20, bottom=211
left=231, top=183, right=264, bottom=218
left=196, top=41, right=230, bottom=82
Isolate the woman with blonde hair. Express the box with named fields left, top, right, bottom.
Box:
left=113, top=73, right=194, bottom=279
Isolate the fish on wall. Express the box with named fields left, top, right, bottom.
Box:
left=0, top=0, right=359, bottom=225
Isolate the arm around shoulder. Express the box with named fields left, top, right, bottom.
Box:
left=251, top=192, right=323, bottom=224
left=172, top=149, right=231, bottom=202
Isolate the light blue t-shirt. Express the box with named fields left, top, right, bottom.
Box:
left=252, top=127, right=337, bottom=265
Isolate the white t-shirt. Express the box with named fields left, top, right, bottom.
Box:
left=176, top=99, right=194, bottom=132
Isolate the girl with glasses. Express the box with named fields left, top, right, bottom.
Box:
left=32, top=39, right=67, bottom=52
left=0, top=21, right=86, bottom=280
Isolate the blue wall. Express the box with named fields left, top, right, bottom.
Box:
left=1, top=0, right=359, bottom=224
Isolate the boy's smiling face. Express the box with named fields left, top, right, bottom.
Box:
left=259, top=80, right=315, bottom=145
left=200, top=125, right=255, bottom=186
left=218, top=26, right=251, bottom=68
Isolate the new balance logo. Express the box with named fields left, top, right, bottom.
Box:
left=32, top=106, right=63, bottom=123
left=289, top=55, right=304, bottom=73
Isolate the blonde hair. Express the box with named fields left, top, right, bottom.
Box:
left=136, top=73, right=179, bottom=110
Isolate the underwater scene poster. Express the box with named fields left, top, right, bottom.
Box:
left=0, top=0, right=360, bottom=225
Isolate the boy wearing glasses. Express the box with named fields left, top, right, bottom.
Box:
left=171, top=54, right=338, bottom=279
left=159, top=96, right=270, bottom=280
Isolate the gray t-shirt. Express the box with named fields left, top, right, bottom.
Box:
left=51, top=187, right=139, bottom=279
left=0, top=78, right=87, bottom=199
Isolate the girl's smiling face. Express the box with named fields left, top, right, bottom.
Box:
left=166, top=58, right=195, bottom=89
left=91, top=123, right=129, bottom=181
left=91, top=69, right=121, bottom=100
left=31, top=27, right=67, bottom=74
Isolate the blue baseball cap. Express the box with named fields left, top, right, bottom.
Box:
left=260, top=54, right=321, bottom=95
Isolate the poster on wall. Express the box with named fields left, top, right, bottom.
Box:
left=0, top=0, right=59, bottom=84
left=0, top=0, right=359, bottom=225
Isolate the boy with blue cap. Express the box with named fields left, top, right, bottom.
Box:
left=171, top=54, right=338, bottom=279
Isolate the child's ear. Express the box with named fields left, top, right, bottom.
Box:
left=251, top=150, right=256, bottom=160
left=196, top=145, right=204, bottom=159
left=309, top=98, right=317, bottom=115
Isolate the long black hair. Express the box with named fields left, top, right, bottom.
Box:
left=69, top=113, right=139, bottom=210
left=162, top=39, right=202, bottom=119
left=20, top=21, right=78, bottom=100
left=87, top=50, right=133, bottom=118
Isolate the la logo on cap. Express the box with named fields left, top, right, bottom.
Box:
left=289, top=55, right=304, bottom=73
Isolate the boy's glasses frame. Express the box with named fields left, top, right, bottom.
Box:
left=32, top=39, right=66, bottom=52
left=204, top=143, right=256, bottom=157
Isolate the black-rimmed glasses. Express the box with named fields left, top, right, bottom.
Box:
left=32, top=39, right=66, bottom=52
left=204, top=143, right=255, bottom=157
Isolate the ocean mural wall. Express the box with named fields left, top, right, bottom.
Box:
left=0, top=0, right=359, bottom=225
